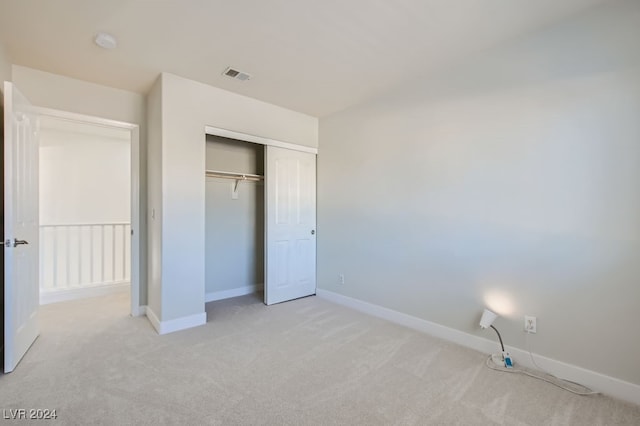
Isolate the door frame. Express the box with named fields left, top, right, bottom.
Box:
left=204, top=126, right=318, bottom=155
left=35, top=107, right=142, bottom=316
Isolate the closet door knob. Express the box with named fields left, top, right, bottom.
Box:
left=311, top=230, right=315, bottom=235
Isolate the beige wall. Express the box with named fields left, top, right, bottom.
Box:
left=318, top=0, right=640, bottom=385
left=12, top=66, right=145, bottom=125
left=39, top=122, right=130, bottom=224
left=146, top=76, right=163, bottom=319
left=12, top=66, right=148, bottom=306
left=0, top=43, right=11, bottom=92
left=149, top=72, right=317, bottom=323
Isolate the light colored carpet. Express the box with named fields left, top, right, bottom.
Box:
left=1, top=292, right=639, bottom=425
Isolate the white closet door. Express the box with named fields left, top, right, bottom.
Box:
left=265, top=146, right=316, bottom=305
left=4, top=82, right=40, bottom=372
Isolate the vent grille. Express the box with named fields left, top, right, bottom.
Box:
left=223, top=67, right=251, bottom=81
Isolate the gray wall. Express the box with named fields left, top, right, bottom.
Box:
left=318, top=0, right=640, bottom=385
left=205, top=136, right=264, bottom=295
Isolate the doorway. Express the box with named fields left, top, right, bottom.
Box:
left=35, top=108, right=141, bottom=316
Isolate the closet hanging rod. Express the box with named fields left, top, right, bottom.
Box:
left=205, top=169, right=264, bottom=181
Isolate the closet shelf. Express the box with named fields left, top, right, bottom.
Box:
left=205, top=169, right=263, bottom=180
left=205, top=169, right=264, bottom=191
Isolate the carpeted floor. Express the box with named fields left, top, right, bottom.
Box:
left=1, top=292, right=639, bottom=425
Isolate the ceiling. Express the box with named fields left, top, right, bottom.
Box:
left=0, top=0, right=609, bottom=117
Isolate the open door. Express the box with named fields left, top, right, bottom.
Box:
left=265, top=146, right=316, bottom=305
left=3, top=82, right=39, bottom=372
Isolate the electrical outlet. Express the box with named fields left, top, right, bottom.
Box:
left=339, top=274, right=345, bottom=285
left=524, top=315, right=537, bottom=333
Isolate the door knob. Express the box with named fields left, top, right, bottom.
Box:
left=13, top=239, right=29, bottom=247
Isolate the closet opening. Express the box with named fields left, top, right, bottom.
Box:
left=205, top=135, right=265, bottom=303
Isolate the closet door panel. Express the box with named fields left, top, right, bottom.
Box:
left=274, top=240, right=290, bottom=287
left=265, top=146, right=316, bottom=305
left=275, top=158, right=289, bottom=225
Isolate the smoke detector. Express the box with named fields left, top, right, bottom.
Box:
left=223, top=67, right=251, bottom=81
left=95, top=32, right=117, bottom=50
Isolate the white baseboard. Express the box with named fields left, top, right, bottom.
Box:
left=316, top=289, right=640, bottom=406
left=145, top=306, right=206, bottom=335
left=131, top=305, right=147, bottom=317
left=145, top=306, right=162, bottom=333
left=40, top=282, right=130, bottom=305
left=205, top=284, right=263, bottom=303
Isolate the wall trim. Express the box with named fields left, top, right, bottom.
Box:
left=40, top=282, right=129, bottom=305
left=34, top=106, right=139, bottom=130
left=316, top=289, right=640, bottom=406
left=145, top=306, right=161, bottom=333
left=205, top=284, right=263, bottom=303
left=145, top=306, right=206, bottom=335
left=131, top=305, right=147, bottom=317
left=205, top=125, right=318, bottom=154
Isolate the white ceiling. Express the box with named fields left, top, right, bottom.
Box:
left=0, top=0, right=609, bottom=117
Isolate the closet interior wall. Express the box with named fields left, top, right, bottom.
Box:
left=205, top=135, right=264, bottom=299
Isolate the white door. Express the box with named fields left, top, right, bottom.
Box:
left=265, top=146, right=316, bottom=305
left=4, top=82, right=40, bottom=372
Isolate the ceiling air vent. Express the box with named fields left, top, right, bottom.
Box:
left=223, top=67, right=251, bottom=81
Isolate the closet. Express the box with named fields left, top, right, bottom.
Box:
left=205, top=128, right=317, bottom=306
left=205, top=135, right=265, bottom=301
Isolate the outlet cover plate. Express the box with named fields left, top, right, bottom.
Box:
left=524, top=315, right=537, bottom=333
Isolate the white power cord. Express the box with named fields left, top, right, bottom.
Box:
left=524, top=331, right=553, bottom=376
left=485, top=333, right=598, bottom=396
